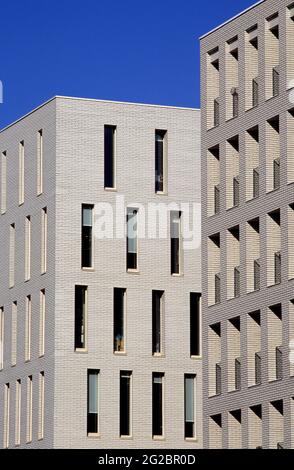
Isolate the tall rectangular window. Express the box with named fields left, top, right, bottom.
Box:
left=75, top=286, right=87, bottom=350
left=38, top=372, right=44, bottom=440
left=25, top=295, right=31, bottom=362
left=0, top=307, right=4, bottom=370
left=113, top=288, right=126, bottom=353
left=41, top=207, right=47, bottom=274
left=87, top=369, right=99, bottom=435
left=152, top=290, right=164, bottom=355
left=11, top=301, right=17, bottom=366
left=37, top=130, right=43, bottom=195
left=126, top=208, right=138, bottom=270
left=9, top=223, right=15, bottom=288
left=184, top=374, right=196, bottom=439
left=4, top=383, right=10, bottom=449
left=120, top=371, right=132, bottom=437
left=15, top=379, right=21, bottom=446
left=190, top=293, right=201, bottom=357
left=155, top=130, right=167, bottom=193
left=1, top=151, right=7, bottom=214
left=19, top=141, right=24, bottom=205
left=82, top=205, right=93, bottom=268
left=104, top=125, right=116, bottom=189
left=25, top=216, right=31, bottom=281
left=152, top=372, right=164, bottom=437
left=170, top=211, right=182, bottom=275
left=26, top=375, right=32, bottom=443
left=39, top=289, right=45, bottom=357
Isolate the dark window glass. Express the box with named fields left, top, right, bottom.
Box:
left=152, top=291, right=164, bottom=355
left=104, top=125, right=116, bottom=188
left=152, top=373, right=164, bottom=436
left=120, top=371, right=132, bottom=436
left=190, top=293, right=201, bottom=356
left=155, top=130, right=166, bottom=192
left=127, top=209, right=138, bottom=270
left=82, top=205, right=93, bottom=268
left=171, top=211, right=181, bottom=275
left=114, top=289, right=126, bottom=352
left=87, top=370, right=99, bottom=434
left=75, top=285, right=87, bottom=349
left=185, top=375, right=196, bottom=438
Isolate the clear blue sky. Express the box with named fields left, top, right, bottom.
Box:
left=0, top=0, right=257, bottom=129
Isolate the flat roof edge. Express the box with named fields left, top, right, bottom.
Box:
left=0, top=95, right=199, bottom=133
left=199, top=0, right=265, bottom=40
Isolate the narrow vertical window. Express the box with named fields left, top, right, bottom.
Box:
left=25, top=216, right=31, bottom=281
left=11, top=301, right=17, bottom=366
left=19, top=141, right=24, bottom=205
left=9, top=223, right=15, bottom=288
left=82, top=205, right=93, bottom=268
left=87, top=369, right=99, bottom=435
left=39, top=289, right=45, bottom=357
left=170, top=211, right=182, bottom=275
left=0, top=307, right=4, bottom=370
left=26, top=375, right=32, bottom=443
left=152, top=290, right=164, bottom=355
left=120, top=371, right=132, bottom=437
left=190, top=293, right=201, bottom=357
left=104, top=125, right=116, bottom=189
left=155, top=130, right=167, bottom=193
left=113, top=288, right=126, bottom=353
left=152, top=373, right=164, bottom=437
left=37, top=130, right=43, bottom=195
left=126, top=208, right=138, bottom=270
left=25, top=295, right=31, bottom=362
left=1, top=151, right=7, bottom=214
left=41, top=207, right=47, bottom=274
left=184, top=374, right=196, bottom=439
left=75, top=286, right=87, bottom=350
left=4, top=383, right=10, bottom=448
left=38, top=372, right=44, bottom=440
left=15, top=379, right=21, bottom=446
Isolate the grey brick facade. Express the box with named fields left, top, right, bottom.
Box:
left=201, top=0, right=294, bottom=449
left=0, top=96, right=202, bottom=448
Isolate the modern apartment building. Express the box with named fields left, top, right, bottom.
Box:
left=0, top=96, right=202, bottom=448
left=201, top=0, right=294, bottom=449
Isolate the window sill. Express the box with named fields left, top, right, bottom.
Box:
left=185, top=437, right=198, bottom=443
left=120, top=435, right=133, bottom=440
left=226, top=115, right=238, bottom=123
left=190, top=355, right=202, bottom=360
left=266, top=94, right=279, bottom=103
left=82, top=267, right=95, bottom=272
left=153, top=353, right=165, bottom=358
left=114, top=351, right=127, bottom=356
left=104, top=187, right=117, bottom=192
left=245, top=104, right=259, bottom=112
left=127, top=269, right=140, bottom=274
left=248, top=383, right=261, bottom=389
left=171, top=273, right=184, bottom=278
left=152, top=436, right=165, bottom=441
left=207, top=124, right=219, bottom=132
left=266, top=187, right=280, bottom=195
left=155, top=191, right=168, bottom=196
left=74, top=348, right=88, bottom=354
left=87, top=433, right=101, bottom=439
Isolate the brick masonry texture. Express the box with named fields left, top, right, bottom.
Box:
left=0, top=97, right=201, bottom=448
